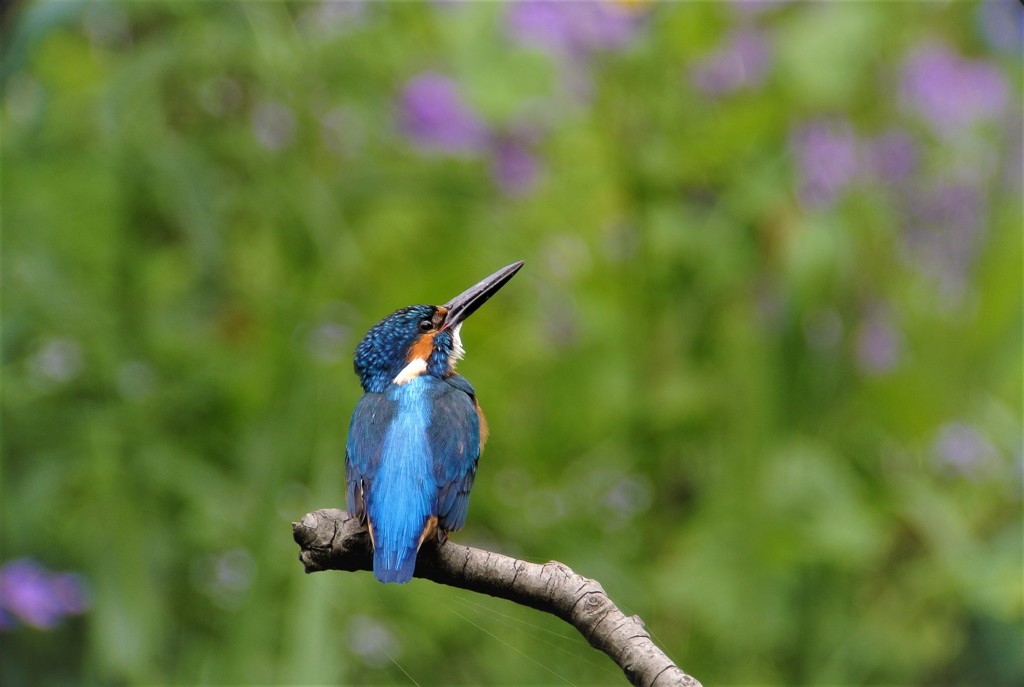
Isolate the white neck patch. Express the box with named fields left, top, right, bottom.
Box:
left=448, top=323, right=465, bottom=369
left=392, top=324, right=465, bottom=385
left=393, top=357, right=427, bottom=386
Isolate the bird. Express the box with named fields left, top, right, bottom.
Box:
left=345, top=261, right=524, bottom=583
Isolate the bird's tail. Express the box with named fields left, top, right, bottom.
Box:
left=369, top=515, right=438, bottom=584
left=372, top=545, right=418, bottom=584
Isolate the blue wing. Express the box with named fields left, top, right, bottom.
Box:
left=429, top=374, right=482, bottom=536
left=345, top=392, right=396, bottom=525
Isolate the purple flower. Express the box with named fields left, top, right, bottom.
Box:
left=932, top=422, right=998, bottom=478
left=397, top=73, right=547, bottom=197
left=976, top=0, right=1024, bottom=52
left=863, top=129, right=918, bottom=185
left=690, top=28, right=771, bottom=97
left=854, top=308, right=903, bottom=374
left=900, top=41, right=1009, bottom=137
left=490, top=136, right=541, bottom=197
left=0, top=559, right=90, bottom=631
left=790, top=119, right=859, bottom=207
left=902, top=181, right=985, bottom=299
left=505, top=1, right=640, bottom=59
left=398, top=73, right=488, bottom=155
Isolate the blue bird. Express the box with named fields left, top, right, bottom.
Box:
left=345, top=261, right=524, bottom=583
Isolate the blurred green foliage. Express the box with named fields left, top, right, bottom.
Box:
left=1, top=1, right=1021, bottom=685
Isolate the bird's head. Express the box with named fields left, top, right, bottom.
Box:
left=354, top=261, right=524, bottom=393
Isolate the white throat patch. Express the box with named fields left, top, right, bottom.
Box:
left=393, top=357, right=427, bottom=386
left=392, top=323, right=465, bottom=386
left=448, top=323, right=465, bottom=369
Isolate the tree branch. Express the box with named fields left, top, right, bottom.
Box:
left=293, top=508, right=702, bottom=687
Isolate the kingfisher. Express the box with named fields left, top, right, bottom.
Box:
left=345, top=261, right=524, bottom=583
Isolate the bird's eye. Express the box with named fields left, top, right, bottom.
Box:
left=419, top=319, right=433, bottom=332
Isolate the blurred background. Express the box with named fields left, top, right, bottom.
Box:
left=1, top=1, right=1021, bottom=685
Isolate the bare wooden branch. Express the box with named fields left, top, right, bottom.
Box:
left=293, top=508, right=702, bottom=687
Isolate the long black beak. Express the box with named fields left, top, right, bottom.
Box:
left=442, top=260, right=524, bottom=330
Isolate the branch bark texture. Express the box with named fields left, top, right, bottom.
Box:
left=293, top=508, right=702, bottom=687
